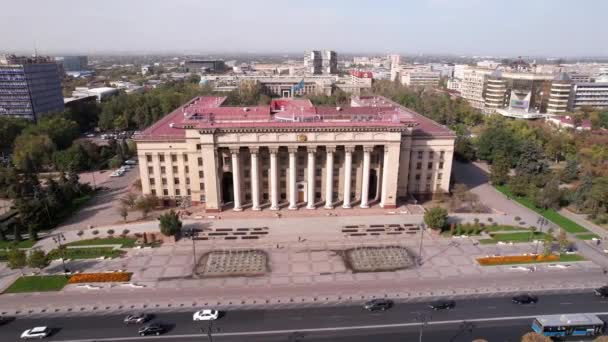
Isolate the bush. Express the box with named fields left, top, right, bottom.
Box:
left=487, top=217, right=493, bottom=222
left=424, top=207, right=448, bottom=231
left=514, top=216, right=521, bottom=221
left=107, top=229, right=114, bottom=235
left=77, top=230, right=84, bottom=237
left=92, top=230, right=99, bottom=235
left=158, top=210, right=182, bottom=236
left=122, top=229, right=130, bottom=235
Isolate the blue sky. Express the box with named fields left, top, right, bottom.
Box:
left=0, top=0, right=606, bottom=56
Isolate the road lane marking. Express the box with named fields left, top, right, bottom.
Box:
left=44, top=311, right=608, bottom=342
left=560, top=302, right=573, bottom=305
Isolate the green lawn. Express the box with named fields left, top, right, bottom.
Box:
left=67, top=237, right=136, bottom=248
left=443, top=225, right=530, bottom=237
left=0, top=239, right=36, bottom=249
left=575, top=233, right=601, bottom=240
left=479, top=231, right=550, bottom=244
left=483, top=225, right=531, bottom=232
left=48, top=247, right=124, bottom=260
left=4, top=275, right=69, bottom=293
left=495, top=185, right=590, bottom=234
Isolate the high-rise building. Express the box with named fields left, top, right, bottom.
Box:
left=388, top=54, right=401, bottom=70
left=304, top=50, right=337, bottom=75
left=0, top=55, right=64, bottom=121
left=184, top=60, right=226, bottom=73
left=55, top=56, right=88, bottom=72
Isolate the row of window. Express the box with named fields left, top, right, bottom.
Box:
left=417, top=150, right=446, bottom=160
left=146, top=154, right=200, bottom=165
left=415, top=161, right=444, bottom=170
left=414, top=173, right=443, bottom=181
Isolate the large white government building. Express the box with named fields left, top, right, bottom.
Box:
left=134, top=95, right=455, bottom=212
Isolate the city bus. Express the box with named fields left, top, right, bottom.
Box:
left=532, top=314, right=605, bottom=338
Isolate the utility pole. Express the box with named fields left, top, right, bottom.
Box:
left=52, top=233, right=69, bottom=277
left=417, top=223, right=426, bottom=266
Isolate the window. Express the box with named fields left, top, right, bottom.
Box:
left=149, top=178, right=155, bottom=185
left=151, top=189, right=156, bottom=196
left=186, top=178, right=190, bottom=185
left=199, top=171, right=204, bottom=178
left=416, top=162, right=422, bottom=170
left=171, top=154, right=177, bottom=162
left=160, top=166, right=166, bottom=174
left=200, top=194, right=205, bottom=202
left=159, top=155, right=165, bottom=162
left=196, top=144, right=201, bottom=150
left=280, top=181, right=286, bottom=188
left=298, top=170, right=304, bottom=177
left=415, top=174, right=421, bottom=180
left=173, top=166, right=178, bottom=174
left=417, top=151, right=423, bottom=159
left=146, top=155, right=152, bottom=162
left=148, top=166, right=153, bottom=174
left=200, top=183, right=205, bottom=190
left=185, top=166, right=189, bottom=173
left=426, top=174, right=432, bottom=181
left=437, top=173, right=443, bottom=180
left=183, top=155, right=188, bottom=162
left=280, top=193, right=286, bottom=200
left=174, top=178, right=179, bottom=185
left=163, top=189, right=169, bottom=196
left=427, top=162, right=433, bottom=170
left=187, top=189, right=191, bottom=195
left=263, top=193, right=269, bottom=200
left=280, top=170, right=286, bottom=177
left=429, top=151, right=434, bottom=159
left=161, top=178, right=167, bottom=185
left=175, top=189, right=180, bottom=196
left=244, top=170, right=250, bottom=177
left=198, top=158, right=203, bottom=166
left=262, top=170, right=268, bottom=177
left=223, top=156, right=230, bottom=165
left=425, top=184, right=431, bottom=191
left=315, top=180, right=321, bottom=187
left=439, top=162, right=444, bottom=169
left=440, top=151, right=445, bottom=159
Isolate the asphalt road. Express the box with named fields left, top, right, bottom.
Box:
left=2, top=292, right=608, bottom=341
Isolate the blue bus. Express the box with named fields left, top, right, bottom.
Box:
left=532, top=314, right=604, bottom=338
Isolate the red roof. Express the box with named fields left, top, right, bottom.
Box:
left=350, top=70, right=373, bottom=78
left=136, top=96, right=455, bottom=140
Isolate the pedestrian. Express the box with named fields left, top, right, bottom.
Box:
left=298, top=236, right=301, bottom=242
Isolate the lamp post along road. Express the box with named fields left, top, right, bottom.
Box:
left=52, top=233, right=68, bottom=276
left=417, top=223, right=426, bottom=266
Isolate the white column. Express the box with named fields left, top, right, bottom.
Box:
left=324, top=146, right=335, bottom=209
left=342, top=146, right=354, bottom=209
left=380, top=145, right=390, bottom=208
left=306, top=146, right=316, bottom=209
left=269, top=147, right=279, bottom=210
left=230, top=148, right=242, bottom=211
left=288, top=147, right=298, bottom=210
left=360, top=146, right=372, bottom=209
left=250, top=148, right=261, bottom=211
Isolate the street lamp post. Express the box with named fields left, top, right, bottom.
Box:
left=52, top=233, right=69, bottom=276
left=417, top=223, right=426, bottom=267
left=186, top=227, right=198, bottom=276
left=536, top=217, right=548, bottom=254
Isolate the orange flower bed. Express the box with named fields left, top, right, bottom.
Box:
left=477, top=254, right=559, bottom=266
left=68, top=272, right=132, bottom=284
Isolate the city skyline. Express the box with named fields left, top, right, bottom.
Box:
left=0, top=0, right=607, bottom=57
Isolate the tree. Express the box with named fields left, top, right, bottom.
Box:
left=23, top=116, right=80, bottom=150
left=534, top=178, right=561, bottom=209
left=542, top=232, right=555, bottom=256
left=120, top=192, right=138, bottom=209
left=117, top=204, right=129, bottom=222
left=135, top=194, right=158, bottom=218
left=560, top=159, right=579, bottom=183
left=158, top=210, right=182, bottom=236
left=557, top=230, right=569, bottom=252
left=27, top=249, right=48, bottom=271
left=12, top=134, right=56, bottom=171
left=7, top=247, right=27, bottom=274
left=0, top=116, right=30, bottom=151
left=521, top=332, right=552, bottom=342
left=515, top=141, right=549, bottom=177
left=490, top=155, right=510, bottom=185
left=424, top=207, right=448, bottom=231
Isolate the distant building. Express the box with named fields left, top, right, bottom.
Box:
left=399, top=66, right=441, bottom=87
left=571, top=82, right=608, bottom=110
left=0, top=54, right=64, bottom=120
left=141, top=65, right=153, bottom=75
left=446, top=79, right=462, bottom=91
left=547, top=73, right=572, bottom=114
left=546, top=115, right=591, bottom=131
left=304, top=50, right=337, bottom=75
left=184, top=60, right=225, bottom=73
left=72, top=87, right=119, bottom=102
left=388, top=54, right=401, bottom=69
left=55, top=56, right=88, bottom=72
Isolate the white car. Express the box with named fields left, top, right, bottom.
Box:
left=193, top=309, right=219, bottom=321
left=21, top=326, right=51, bottom=339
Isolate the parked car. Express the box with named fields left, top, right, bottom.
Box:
left=595, top=286, right=608, bottom=297
left=123, top=313, right=149, bottom=324
left=364, top=299, right=394, bottom=311
left=138, top=323, right=165, bottom=336
left=428, top=300, right=456, bottom=310
left=125, top=159, right=138, bottom=165
left=193, top=309, right=219, bottom=321
left=21, top=326, right=51, bottom=339
left=512, top=294, right=538, bottom=304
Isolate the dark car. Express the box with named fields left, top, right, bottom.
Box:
left=138, top=323, right=165, bottom=336
left=595, top=286, right=608, bottom=297
left=512, top=294, right=538, bottom=305
left=364, top=299, right=394, bottom=311
left=429, top=300, right=456, bottom=310
left=124, top=313, right=149, bottom=324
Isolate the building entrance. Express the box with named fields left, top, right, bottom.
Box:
left=221, top=172, right=234, bottom=204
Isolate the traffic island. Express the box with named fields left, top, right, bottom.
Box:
left=342, top=246, right=415, bottom=272
left=197, top=250, right=269, bottom=277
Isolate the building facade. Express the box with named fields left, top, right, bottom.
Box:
left=304, top=50, right=337, bottom=75
left=184, top=60, right=226, bottom=73
left=134, top=95, right=455, bottom=212
left=0, top=55, right=64, bottom=120
left=56, top=56, right=88, bottom=72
